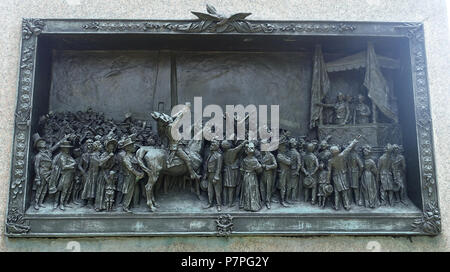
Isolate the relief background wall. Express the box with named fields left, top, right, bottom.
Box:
left=0, top=0, right=449, bottom=251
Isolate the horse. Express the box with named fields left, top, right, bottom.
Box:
left=136, top=138, right=204, bottom=211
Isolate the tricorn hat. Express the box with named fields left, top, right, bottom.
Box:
left=32, top=133, right=45, bottom=149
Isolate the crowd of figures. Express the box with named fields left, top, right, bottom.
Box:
left=32, top=108, right=408, bottom=213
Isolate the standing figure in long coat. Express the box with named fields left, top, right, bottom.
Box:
left=95, top=138, right=117, bottom=211
left=120, top=137, right=144, bottom=212
left=328, top=135, right=360, bottom=210
left=276, top=137, right=291, bottom=207
left=287, top=138, right=302, bottom=203
left=203, top=139, right=223, bottom=211
left=378, top=144, right=395, bottom=206
left=32, top=133, right=66, bottom=210
left=354, top=94, right=371, bottom=124
left=302, top=142, right=319, bottom=205
left=260, top=143, right=277, bottom=209
left=221, top=140, right=246, bottom=207
left=360, top=145, right=378, bottom=208
left=49, top=140, right=76, bottom=210
left=81, top=139, right=100, bottom=208
left=391, top=144, right=408, bottom=206
left=348, top=146, right=363, bottom=205
left=316, top=92, right=350, bottom=125
left=240, top=142, right=263, bottom=212
left=115, top=147, right=126, bottom=206
left=71, top=147, right=84, bottom=205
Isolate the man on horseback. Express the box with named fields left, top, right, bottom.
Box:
left=151, top=108, right=201, bottom=181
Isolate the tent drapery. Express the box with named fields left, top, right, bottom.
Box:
left=325, top=50, right=400, bottom=73
left=309, top=44, right=331, bottom=129
left=363, top=43, right=398, bottom=123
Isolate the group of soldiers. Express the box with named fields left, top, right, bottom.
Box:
left=32, top=108, right=408, bottom=213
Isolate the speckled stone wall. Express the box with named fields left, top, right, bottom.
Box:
left=0, top=0, right=449, bottom=251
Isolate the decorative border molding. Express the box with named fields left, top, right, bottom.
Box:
left=393, top=23, right=441, bottom=234
left=216, top=214, right=234, bottom=237
left=22, top=18, right=45, bottom=40
left=6, top=19, right=41, bottom=235
left=81, top=21, right=356, bottom=34
left=81, top=6, right=356, bottom=34
left=6, top=207, right=30, bottom=234
left=5, top=14, right=440, bottom=236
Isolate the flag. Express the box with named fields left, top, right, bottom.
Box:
left=310, top=44, right=330, bottom=129
left=364, top=43, right=398, bottom=122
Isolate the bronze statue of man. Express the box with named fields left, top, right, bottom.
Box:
left=221, top=140, right=246, bottom=207
left=287, top=138, right=302, bottom=203
left=71, top=147, right=84, bottom=205
left=32, top=133, right=67, bottom=210
left=378, top=144, right=395, bottom=206
left=95, top=138, right=117, bottom=212
left=120, top=137, right=144, bottom=213
left=276, top=136, right=291, bottom=207
left=152, top=109, right=200, bottom=181
left=348, top=145, right=363, bottom=205
left=301, top=142, right=319, bottom=205
left=81, top=139, right=99, bottom=208
left=259, top=141, right=277, bottom=209
left=354, top=94, right=371, bottom=124
left=328, top=135, right=360, bottom=210
left=391, top=144, right=408, bottom=206
left=316, top=92, right=350, bottom=125
left=203, top=139, right=223, bottom=211
left=49, top=140, right=76, bottom=211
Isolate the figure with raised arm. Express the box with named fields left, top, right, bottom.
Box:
left=221, top=140, right=246, bottom=207
left=328, top=135, right=360, bottom=210
left=32, top=133, right=69, bottom=210
left=316, top=92, right=350, bottom=125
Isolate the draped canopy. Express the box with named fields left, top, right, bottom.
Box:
left=326, top=50, right=400, bottom=73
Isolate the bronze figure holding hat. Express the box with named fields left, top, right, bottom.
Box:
left=49, top=139, right=76, bottom=210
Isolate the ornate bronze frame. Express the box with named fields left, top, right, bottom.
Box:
left=6, top=13, right=440, bottom=236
